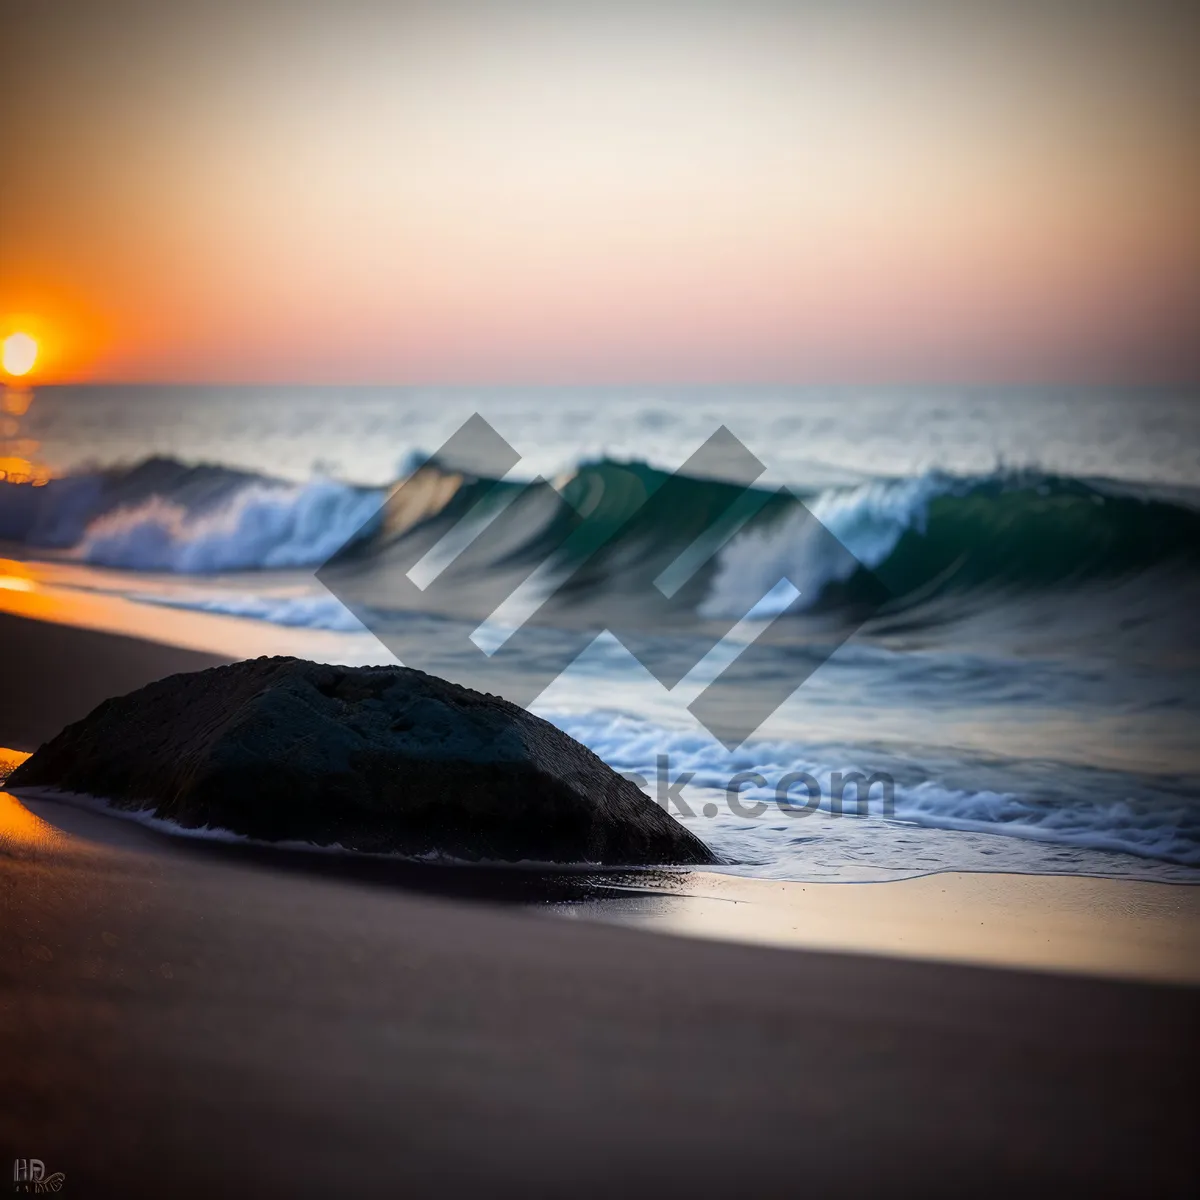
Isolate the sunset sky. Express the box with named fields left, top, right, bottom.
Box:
left=1, top=0, right=1197, bottom=384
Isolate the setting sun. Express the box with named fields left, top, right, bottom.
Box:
left=2, top=333, right=39, bottom=377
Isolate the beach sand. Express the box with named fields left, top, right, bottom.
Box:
left=0, top=610, right=229, bottom=751
left=2, top=611, right=1198, bottom=1195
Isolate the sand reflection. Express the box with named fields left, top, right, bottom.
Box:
left=0, top=749, right=69, bottom=854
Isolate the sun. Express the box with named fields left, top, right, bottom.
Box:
left=2, top=332, right=39, bottom=377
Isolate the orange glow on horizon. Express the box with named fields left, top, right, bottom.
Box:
left=0, top=305, right=108, bottom=384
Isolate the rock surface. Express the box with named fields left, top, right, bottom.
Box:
left=8, top=657, right=715, bottom=865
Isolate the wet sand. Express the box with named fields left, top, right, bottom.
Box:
left=2, top=611, right=1198, bottom=1195
left=564, top=866, right=1200, bottom=985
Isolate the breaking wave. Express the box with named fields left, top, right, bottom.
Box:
left=0, top=456, right=385, bottom=572
left=2, top=454, right=1198, bottom=619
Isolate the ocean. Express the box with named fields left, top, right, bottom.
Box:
left=3, top=385, right=1198, bottom=882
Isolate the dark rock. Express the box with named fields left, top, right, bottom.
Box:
left=9, top=657, right=715, bottom=866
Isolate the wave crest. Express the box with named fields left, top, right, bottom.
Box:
left=703, top=471, right=1200, bottom=618
left=2, top=456, right=1198, bottom=618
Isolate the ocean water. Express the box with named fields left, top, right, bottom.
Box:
left=3, top=385, right=1199, bottom=882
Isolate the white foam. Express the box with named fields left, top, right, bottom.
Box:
left=538, top=709, right=1200, bottom=876
left=74, top=479, right=385, bottom=572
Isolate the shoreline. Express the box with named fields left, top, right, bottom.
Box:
left=3, top=606, right=1199, bottom=986
left=9, top=778, right=1200, bottom=986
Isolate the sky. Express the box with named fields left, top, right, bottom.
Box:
left=1, top=0, right=1198, bottom=384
